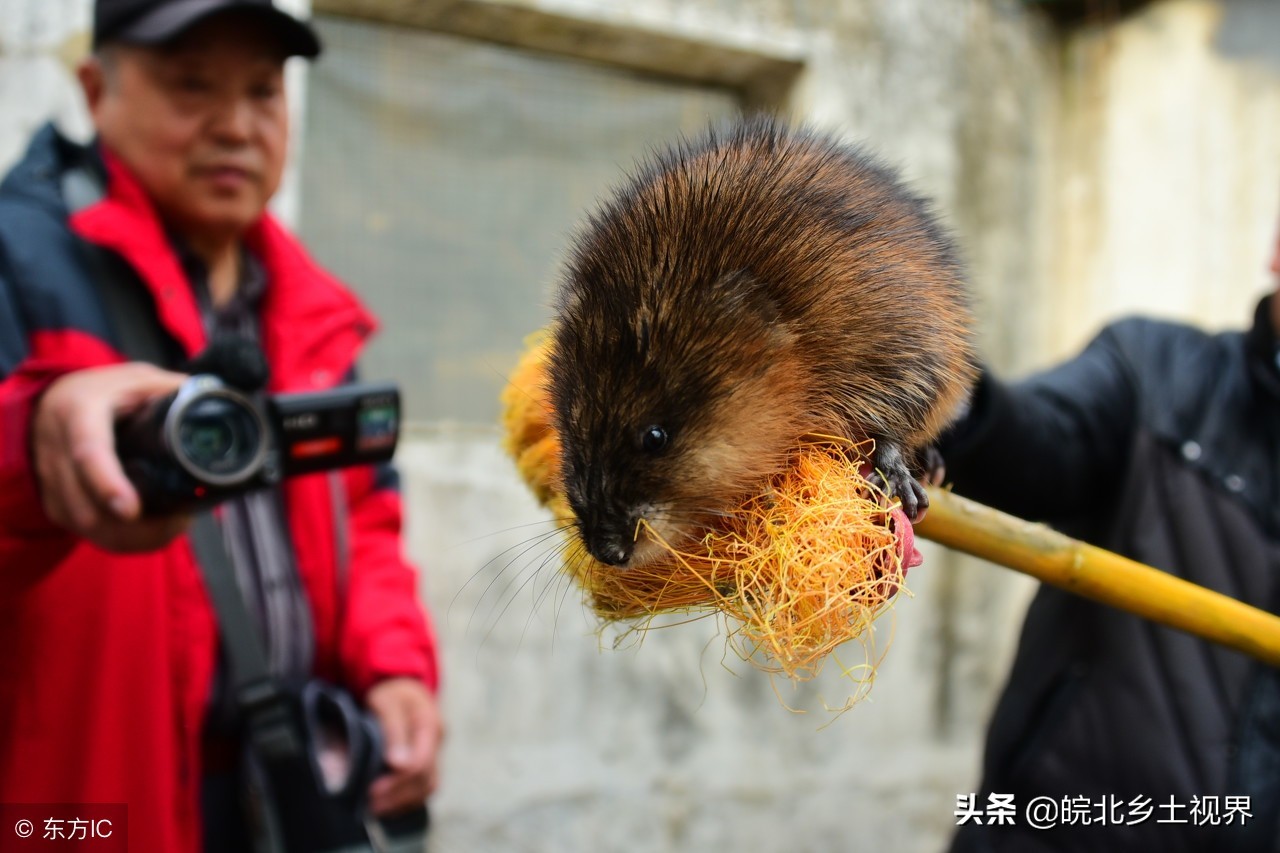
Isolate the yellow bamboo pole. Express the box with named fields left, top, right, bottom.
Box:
left=915, top=487, right=1280, bottom=668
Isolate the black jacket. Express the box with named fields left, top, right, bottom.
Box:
left=944, top=298, right=1280, bottom=853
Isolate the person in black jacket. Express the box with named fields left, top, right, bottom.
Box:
left=942, top=235, right=1280, bottom=853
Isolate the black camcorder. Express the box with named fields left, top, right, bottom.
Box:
left=116, top=374, right=400, bottom=514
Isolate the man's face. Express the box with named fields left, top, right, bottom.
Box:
left=82, top=13, right=290, bottom=240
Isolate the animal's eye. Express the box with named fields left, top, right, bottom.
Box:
left=640, top=425, right=668, bottom=453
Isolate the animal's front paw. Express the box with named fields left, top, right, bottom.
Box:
left=869, top=440, right=929, bottom=521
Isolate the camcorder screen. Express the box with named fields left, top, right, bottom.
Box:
left=356, top=400, right=398, bottom=453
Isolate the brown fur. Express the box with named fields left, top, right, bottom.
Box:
left=548, top=116, right=977, bottom=567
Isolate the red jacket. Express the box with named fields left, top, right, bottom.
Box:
left=0, top=128, right=439, bottom=852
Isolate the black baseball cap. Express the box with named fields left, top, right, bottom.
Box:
left=93, top=0, right=322, bottom=58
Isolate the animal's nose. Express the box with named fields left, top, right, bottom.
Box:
left=590, top=540, right=632, bottom=567
left=585, top=528, right=633, bottom=567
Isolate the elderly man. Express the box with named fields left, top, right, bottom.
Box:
left=0, top=1, right=442, bottom=850
left=942, top=229, right=1280, bottom=851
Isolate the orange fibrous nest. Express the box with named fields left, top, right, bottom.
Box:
left=500, top=333, right=912, bottom=700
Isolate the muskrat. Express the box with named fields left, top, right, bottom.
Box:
left=547, top=116, right=977, bottom=568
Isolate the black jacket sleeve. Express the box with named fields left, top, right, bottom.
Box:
left=938, top=323, right=1139, bottom=522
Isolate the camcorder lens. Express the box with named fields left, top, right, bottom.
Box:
left=177, top=395, right=262, bottom=479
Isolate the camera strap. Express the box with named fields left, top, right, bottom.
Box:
left=62, top=164, right=180, bottom=367
left=188, top=516, right=305, bottom=761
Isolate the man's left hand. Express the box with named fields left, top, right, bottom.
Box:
left=365, top=677, right=443, bottom=816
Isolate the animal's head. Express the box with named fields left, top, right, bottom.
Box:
left=545, top=119, right=853, bottom=568
left=548, top=266, right=809, bottom=569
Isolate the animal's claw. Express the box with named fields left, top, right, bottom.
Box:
left=869, top=440, right=929, bottom=522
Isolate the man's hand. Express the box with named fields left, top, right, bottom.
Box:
left=32, top=363, right=190, bottom=552
left=365, top=677, right=442, bottom=816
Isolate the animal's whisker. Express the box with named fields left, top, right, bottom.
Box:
left=470, top=532, right=574, bottom=663
left=448, top=517, right=575, bottom=550
left=545, top=550, right=581, bottom=645
left=554, top=541, right=590, bottom=635
left=481, top=535, right=574, bottom=651
left=520, top=538, right=581, bottom=648
left=455, top=525, right=572, bottom=635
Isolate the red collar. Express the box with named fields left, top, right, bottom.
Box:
left=69, top=148, right=378, bottom=392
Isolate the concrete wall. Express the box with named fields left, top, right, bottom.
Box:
left=4, top=2, right=1280, bottom=852
left=1050, top=0, right=1280, bottom=363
